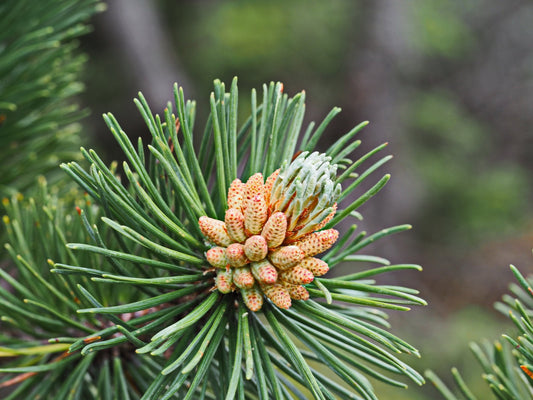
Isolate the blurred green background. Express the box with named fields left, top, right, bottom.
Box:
left=79, top=1, right=533, bottom=398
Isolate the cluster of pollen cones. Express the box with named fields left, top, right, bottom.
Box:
left=199, top=167, right=339, bottom=311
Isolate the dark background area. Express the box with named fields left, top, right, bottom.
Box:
left=78, top=1, right=533, bottom=397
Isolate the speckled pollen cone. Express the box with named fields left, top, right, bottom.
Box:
left=199, top=151, right=341, bottom=311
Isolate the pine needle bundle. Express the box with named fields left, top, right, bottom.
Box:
left=1, top=78, right=426, bottom=399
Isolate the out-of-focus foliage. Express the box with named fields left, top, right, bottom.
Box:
left=408, top=90, right=530, bottom=245
left=407, top=1, right=476, bottom=59
left=161, top=0, right=358, bottom=105
left=401, top=1, right=533, bottom=247
left=0, top=0, right=104, bottom=196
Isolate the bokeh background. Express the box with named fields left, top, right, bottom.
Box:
left=79, top=1, right=533, bottom=398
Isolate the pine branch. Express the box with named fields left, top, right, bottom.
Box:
left=426, top=264, right=533, bottom=399
left=1, top=179, right=165, bottom=399
left=1, top=78, right=425, bottom=399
